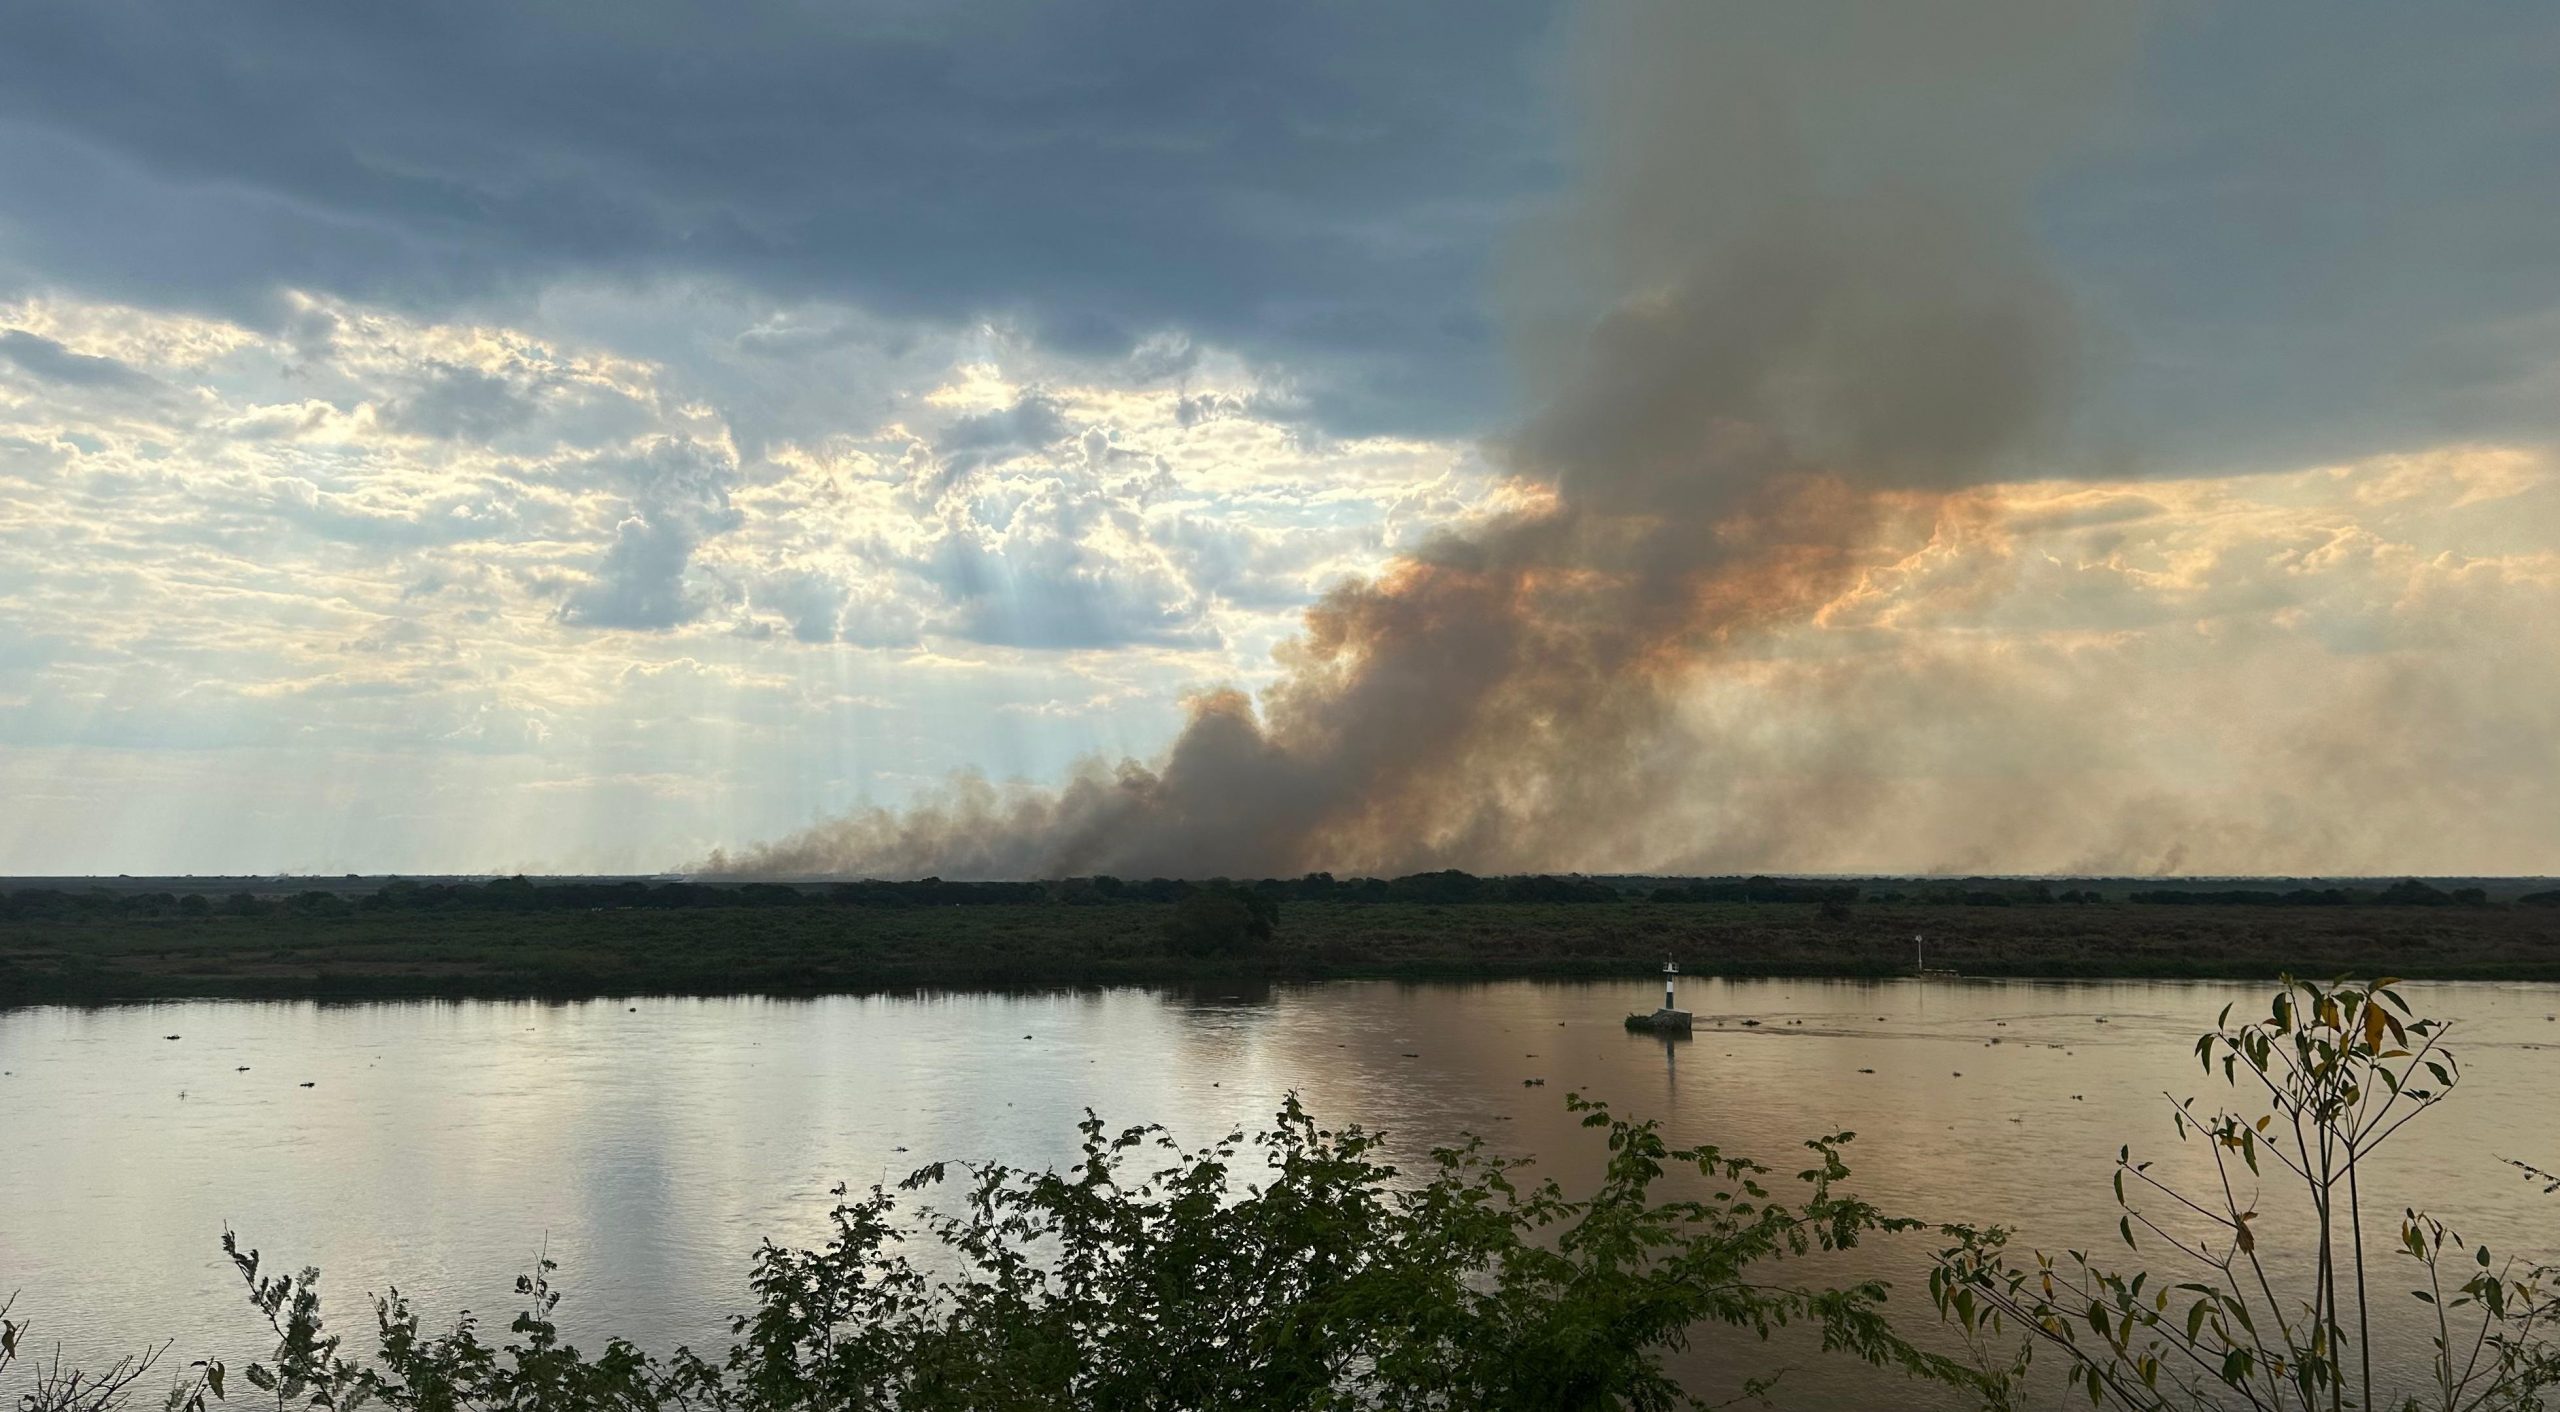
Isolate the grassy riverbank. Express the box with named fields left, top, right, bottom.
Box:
left=6, top=896, right=2558, bottom=1002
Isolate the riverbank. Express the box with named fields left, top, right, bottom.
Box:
left=6, top=899, right=2558, bottom=1003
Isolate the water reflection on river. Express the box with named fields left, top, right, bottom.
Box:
left=5, top=978, right=2556, bottom=1407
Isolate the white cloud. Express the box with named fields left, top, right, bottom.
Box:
left=0, top=287, right=1491, bottom=869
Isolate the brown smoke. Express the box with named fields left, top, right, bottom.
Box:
left=713, top=0, right=2149, bottom=879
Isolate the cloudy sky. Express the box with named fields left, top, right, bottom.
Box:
left=1, top=1, right=2555, bottom=876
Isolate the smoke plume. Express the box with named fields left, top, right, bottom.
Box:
left=714, top=0, right=2153, bottom=879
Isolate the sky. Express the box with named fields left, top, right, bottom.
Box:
left=0, top=0, right=2555, bottom=877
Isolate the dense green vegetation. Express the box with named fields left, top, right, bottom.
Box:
left=5, top=980, right=2553, bottom=1409
left=4, top=875, right=2557, bottom=1002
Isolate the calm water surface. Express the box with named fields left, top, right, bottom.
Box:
left=6, top=978, right=2557, bottom=1406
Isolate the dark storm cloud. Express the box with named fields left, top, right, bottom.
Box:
left=933, top=392, right=1074, bottom=483
left=0, top=0, right=1561, bottom=437
left=0, top=329, right=160, bottom=392
left=928, top=534, right=1209, bottom=651
left=557, top=437, right=743, bottom=630
left=4, top=3, right=2553, bottom=458
left=2041, top=4, right=2560, bottom=469
left=377, top=364, right=543, bottom=442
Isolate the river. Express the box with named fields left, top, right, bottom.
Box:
left=5, top=977, right=2556, bottom=1406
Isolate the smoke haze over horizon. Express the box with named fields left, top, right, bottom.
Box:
left=2, top=1, right=2556, bottom=876
left=708, top=1, right=2560, bottom=882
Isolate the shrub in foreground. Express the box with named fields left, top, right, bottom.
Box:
left=4, top=1097, right=1966, bottom=1411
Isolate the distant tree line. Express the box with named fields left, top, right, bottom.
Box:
left=1648, top=878, right=2107, bottom=907
left=4, top=872, right=2545, bottom=923
left=0, top=872, right=1628, bottom=921
left=1647, top=877, right=1859, bottom=904
left=2130, top=879, right=2492, bottom=907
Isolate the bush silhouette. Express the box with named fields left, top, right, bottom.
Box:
left=1162, top=884, right=1277, bottom=957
